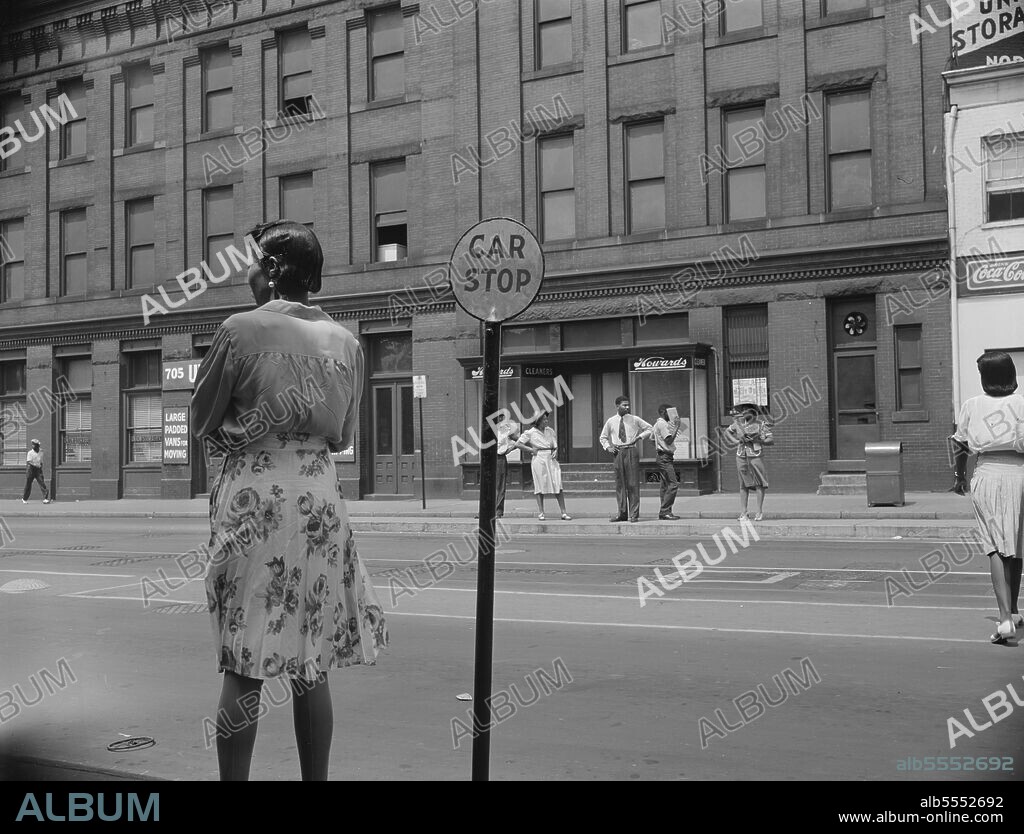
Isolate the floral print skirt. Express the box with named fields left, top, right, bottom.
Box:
left=205, top=433, right=388, bottom=681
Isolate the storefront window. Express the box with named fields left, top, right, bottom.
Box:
left=126, top=351, right=162, bottom=463
left=0, top=361, right=26, bottom=466
left=724, top=304, right=769, bottom=410
left=60, top=357, right=92, bottom=463
left=630, top=352, right=710, bottom=460
left=462, top=368, right=522, bottom=462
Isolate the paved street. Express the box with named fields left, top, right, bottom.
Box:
left=1, top=517, right=1021, bottom=781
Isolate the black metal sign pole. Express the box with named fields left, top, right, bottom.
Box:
left=418, top=397, right=427, bottom=510
left=471, top=319, right=500, bottom=781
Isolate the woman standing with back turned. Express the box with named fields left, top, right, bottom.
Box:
left=192, top=220, right=388, bottom=780
left=952, top=351, right=1024, bottom=644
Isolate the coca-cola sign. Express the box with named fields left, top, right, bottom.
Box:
left=965, top=257, right=1024, bottom=293
left=632, top=356, right=691, bottom=372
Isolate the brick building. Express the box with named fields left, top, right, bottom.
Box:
left=0, top=0, right=954, bottom=501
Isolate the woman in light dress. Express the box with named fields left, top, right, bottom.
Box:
left=722, top=403, right=773, bottom=521
left=951, top=351, right=1024, bottom=644
left=519, top=411, right=572, bottom=521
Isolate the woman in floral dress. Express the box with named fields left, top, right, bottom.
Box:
left=192, top=221, right=388, bottom=781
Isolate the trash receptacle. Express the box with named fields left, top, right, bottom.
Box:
left=865, top=441, right=904, bottom=506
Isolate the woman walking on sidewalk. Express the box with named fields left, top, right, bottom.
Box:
left=723, top=404, right=772, bottom=521
left=951, top=351, right=1024, bottom=644
left=520, top=411, right=571, bottom=521
left=192, top=220, right=388, bottom=780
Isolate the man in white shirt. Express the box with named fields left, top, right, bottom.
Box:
left=653, top=404, right=683, bottom=520
left=599, top=396, right=653, bottom=522
left=24, top=439, right=50, bottom=504
left=494, top=416, right=522, bottom=519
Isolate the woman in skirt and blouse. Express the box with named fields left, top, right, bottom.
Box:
left=951, top=351, right=1024, bottom=644
left=192, top=221, right=388, bottom=780
left=520, top=411, right=572, bottom=521
left=723, top=403, right=773, bottom=521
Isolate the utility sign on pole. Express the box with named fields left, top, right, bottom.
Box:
left=448, top=217, right=544, bottom=782
left=413, top=375, right=427, bottom=509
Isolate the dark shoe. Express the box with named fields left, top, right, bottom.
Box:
left=659, top=513, right=680, bottom=520
left=609, top=516, right=627, bottom=523
left=629, top=518, right=639, bottom=523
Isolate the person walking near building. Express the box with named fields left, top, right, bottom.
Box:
left=723, top=403, right=772, bottom=521
left=519, top=411, right=571, bottom=521
left=23, top=439, right=50, bottom=504
left=494, top=413, right=522, bottom=519
left=600, top=396, right=653, bottom=523
left=951, top=351, right=1024, bottom=645
left=653, top=404, right=683, bottom=520
left=192, top=220, right=388, bottom=781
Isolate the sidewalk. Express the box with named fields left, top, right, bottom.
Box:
left=0, top=491, right=978, bottom=540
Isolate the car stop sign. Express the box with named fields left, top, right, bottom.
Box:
left=448, top=218, right=544, bottom=322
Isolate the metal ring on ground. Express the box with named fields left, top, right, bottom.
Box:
left=106, top=737, right=155, bottom=752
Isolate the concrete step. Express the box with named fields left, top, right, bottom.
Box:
left=817, top=472, right=866, bottom=496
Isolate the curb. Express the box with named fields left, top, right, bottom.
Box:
left=348, top=519, right=977, bottom=540
left=0, top=754, right=165, bottom=782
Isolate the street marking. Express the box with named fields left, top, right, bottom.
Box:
left=0, top=568, right=136, bottom=578
left=380, top=585, right=995, bottom=611
left=59, top=593, right=199, bottom=604
left=385, top=611, right=989, bottom=643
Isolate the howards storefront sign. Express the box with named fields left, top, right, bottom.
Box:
left=632, top=355, right=707, bottom=371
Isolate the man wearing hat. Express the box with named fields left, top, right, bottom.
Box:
left=24, top=439, right=51, bottom=504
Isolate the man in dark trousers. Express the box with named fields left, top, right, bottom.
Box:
left=23, top=439, right=50, bottom=504
left=600, top=395, right=652, bottom=523
left=494, top=414, right=522, bottom=519
left=653, top=404, right=683, bottom=520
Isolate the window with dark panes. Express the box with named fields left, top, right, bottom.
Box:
left=827, top=90, right=872, bottom=210
left=370, top=7, right=405, bottom=100
left=536, top=0, right=572, bottom=68
left=0, top=94, right=23, bottom=172
left=539, top=133, right=575, bottom=241
left=623, top=0, right=661, bottom=52
left=822, top=0, right=868, bottom=14
left=722, top=0, right=762, bottom=33
left=562, top=318, right=621, bottom=350
left=280, top=172, right=314, bottom=229
left=724, top=107, right=766, bottom=221
left=202, top=46, right=233, bottom=132
left=370, top=333, right=412, bottom=374
left=895, top=325, right=923, bottom=410
left=503, top=324, right=551, bottom=353
left=372, top=159, right=407, bottom=261
left=635, top=313, right=689, bottom=345
left=0, top=360, right=26, bottom=465
left=61, top=209, right=87, bottom=296
left=126, top=352, right=162, bottom=463
left=60, top=357, right=92, bottom=463
left=626, top=120, right=666, bottom=233
left=985, top=135, right=1024, bottom=222
left=125, top=64, right=154, bottom=146
left=279, top=28, right=313, bottom=117
left=204, top=186, right=234, bottom=265
left=1, top=218, right=25, bottom=303
left=127, top=199, right=155, bottom=289
left=59, top=78, right=87, bottom=159
left=724, top=305, right=769, bottom=410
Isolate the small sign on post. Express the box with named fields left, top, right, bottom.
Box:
left=413, top=375, right=427, bottom=509
left=449, top=218, right=544, bottom=782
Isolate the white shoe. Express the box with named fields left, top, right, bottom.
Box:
left=537, top=513, right=545, bottom=521
left=21, top=499, right=27, bottom=504
left=42, top=499, right=51, bottom=504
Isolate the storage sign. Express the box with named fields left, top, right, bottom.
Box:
left=163, top=407, right=190, bottom=464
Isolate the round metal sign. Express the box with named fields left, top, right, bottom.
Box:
left=448, top=218, right=544, bottom=323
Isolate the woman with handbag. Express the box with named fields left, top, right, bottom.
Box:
left=951, top=351, right=1024, bottom=644
left=519, top=411, right=572, bottom=521
left=723, top=403, right=773, bottom=522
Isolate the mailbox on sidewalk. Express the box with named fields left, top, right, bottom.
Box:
left=865, top=441, right=904, bottom=507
